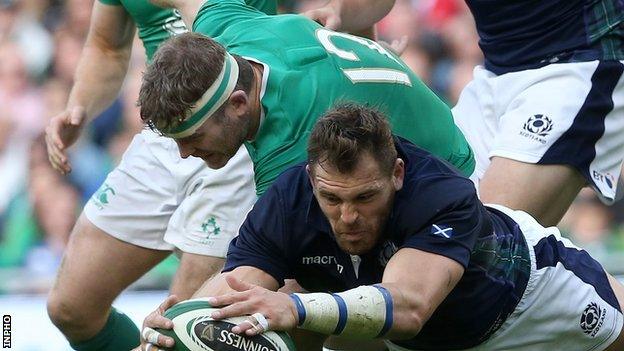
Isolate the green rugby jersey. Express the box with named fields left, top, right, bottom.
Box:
left=97, top=0, right=277, bottom=61
left=194, top=0, right=475, bottom=195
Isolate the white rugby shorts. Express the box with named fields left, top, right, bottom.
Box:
left=471, top=205, right=623, bottom=350
left=83, top=129, right=256, bottom=257
left=452, top=61, right=624, bottom=203
left=387, top=205, right=623, bottom=351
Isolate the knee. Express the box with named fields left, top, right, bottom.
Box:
left=47, top=291, right=77, bottom=331
left=47, top=289, right=98, bottom=333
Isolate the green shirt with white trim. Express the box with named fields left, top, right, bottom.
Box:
left=97, top=0, right=277, bottom=61
left=194, top=0, right=475, bottom=195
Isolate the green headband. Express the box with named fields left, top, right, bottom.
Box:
left=163, top=52, right=240, bottom=138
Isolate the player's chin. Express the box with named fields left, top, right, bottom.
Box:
left=336, top=239, right=373, bottom=255
left=202, top=154, right=231, bottom=169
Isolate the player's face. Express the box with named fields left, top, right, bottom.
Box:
left=174, top=108, right=250, bottom=169
left=310, top=153, right=404, bottom=255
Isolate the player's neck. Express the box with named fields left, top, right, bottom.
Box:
left=247, top=61, right=264, bottom=140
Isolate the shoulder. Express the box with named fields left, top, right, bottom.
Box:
left=241, top=162, right=313, bottom=247
left=395, top=137, right=479, bottom=216
left=397, top=136, right=473, bottom=186
left=258, top=162, right=312, bottom=210
left=194, top=0, right=267, bottom=34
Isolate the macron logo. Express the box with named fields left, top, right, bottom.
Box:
left=301, top=256, right=344, bottom=273
left=302, top=256, right=337, bottom=265
left=431, top=224, right=453, bottom=238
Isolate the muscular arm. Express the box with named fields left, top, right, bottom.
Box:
left=339, top=0, right=395, bottom=31
left=304, top=0, right=395, bottom=32
left=193, top=266, right=280, bottom=297
left=69, top=2, right=135, bottom=120
left=45, top=2, right=136, bottom=174
left=286, top=247, right=464, bottom=340
left=150, top=0, right=204, bottom=27
left=380, top=248, right=464, bottom=339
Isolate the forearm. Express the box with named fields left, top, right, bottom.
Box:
left=290, top=283, right=424, bottom=340
left=335, top=0, right=395, bottom=32
left=66, top=42, right=131, bottom=122
left=290, top=249, right=464, bottom=341
left=193, top=267, right=280, bottom=298
left=173, top=0, right=202, bottom=28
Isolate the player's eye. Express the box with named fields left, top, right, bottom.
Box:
left=357, top=193, right=375, bottom=202
left=323, top=194, right=341, bottom=205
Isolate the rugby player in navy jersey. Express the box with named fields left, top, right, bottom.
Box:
left=139, top=104, right=624, bottom=351
left=305, top=0, right=624, bottom=228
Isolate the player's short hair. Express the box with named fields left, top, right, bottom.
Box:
left=308, top=103, right=397, bottom=175
left=138, top=32, right=254, bottom=133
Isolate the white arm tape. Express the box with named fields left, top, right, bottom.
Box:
left=290, top=285, right=393, bottom=338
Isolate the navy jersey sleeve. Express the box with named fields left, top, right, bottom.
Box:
left=223, top=185, right=291, bottom=286
left=399, top=175, right=490, bottom=268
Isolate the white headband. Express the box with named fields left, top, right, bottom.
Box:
left=162, top=52, right=240, bottom=138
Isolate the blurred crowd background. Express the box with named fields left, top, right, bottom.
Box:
left=1, top=0, right=623, bottom=295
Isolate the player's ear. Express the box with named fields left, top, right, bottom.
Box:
left=392, top=158, right=404, bottom=191
left=227, top=90, right=249, bottom=115
left=306, top=164, right=316, bottom=189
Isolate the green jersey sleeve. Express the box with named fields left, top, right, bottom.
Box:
left=248, top=0, right=276, bottom=16
left=193, top=0, right=269, bottom=38
left=98, top=0, right=122, bottom=5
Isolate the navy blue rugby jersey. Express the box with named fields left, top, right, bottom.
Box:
left=224, top=137, right=531, bottom=350
left=466, top=0, right=624, bottom=74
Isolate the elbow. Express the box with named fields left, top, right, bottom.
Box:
left=403, top=309, right=426, bottom=338
left=388, top=306, right=427, bottom=340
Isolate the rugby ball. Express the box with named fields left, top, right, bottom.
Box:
left=157, top=298, right=297, bottom=351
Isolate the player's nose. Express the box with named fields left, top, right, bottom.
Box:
left=340, top=203, right=359, bottom=224
left=176, top=141, right=194, bottom=159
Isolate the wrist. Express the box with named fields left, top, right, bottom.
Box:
left=289, top=294, right=305, bottom=326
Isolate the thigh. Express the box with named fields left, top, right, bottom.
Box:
left=475, top=209, right=623, bottom=350
left=166, top=147, right=255, bottom=298
left=84, top=131, right=182, bottom=250
left=479, top=157, right=586, bottom=226
left=605, top=274, right=624, bottom=351
left=50, top=215, right=170, bottom=325
left=486, top=61, right=624, bottom=212
left=163, top=145, right=256, bottom=256
left=169, top=252, right=225, bottom=299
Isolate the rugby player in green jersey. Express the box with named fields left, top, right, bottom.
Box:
left=44, top=1, right=275, bottom=350
left=140, top=0, right=475, bottom=196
